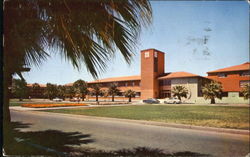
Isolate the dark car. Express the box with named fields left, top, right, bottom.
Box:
left=143, top=98, right=160, bottom=104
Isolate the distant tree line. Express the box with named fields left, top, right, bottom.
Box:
left=11, top=79, right=138, bottom=102
left=12, top=78, right=249, bottom=104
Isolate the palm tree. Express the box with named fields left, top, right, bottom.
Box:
left=3, top=0, right=152, bottom=124
left=124, top=89, right=136, bottom=102
left=241, top=84, right=250, bottom=100
left=3, top=0, right=152, bottom=151
left=57, top=85, right=67, bottom=100
left=202, top=81, right=223, bottom=104
left=11, top=79, right=29, bottom=101
left=108, top=83, right=120, bottom=102
left=44, top=83, right=58, bottom=100
left=171, top=85, right=188, bottom=101
left=73, top=80, right=89, bottom=101
left=65, top=86, right=75, bottom=99
left=91, top=84, right=103, bottom=102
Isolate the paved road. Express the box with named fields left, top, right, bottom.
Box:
left=10, top=110, right=249, bottom=157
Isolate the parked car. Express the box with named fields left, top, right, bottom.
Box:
left=143, top=98, right=160, bottom=104
left=164, top=97, right=181, bottom=104
left=52, top=97, right=63, bottom=102
left=70, top=97, right=81, bottom=102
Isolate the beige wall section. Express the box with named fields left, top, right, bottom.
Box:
left=195, top=92, right=249, bottom=104
left=171, top=77, right=199, bottom=103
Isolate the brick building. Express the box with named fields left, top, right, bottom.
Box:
left=27, top=48, right=250, bottom=103
left=205, top=62, right=250, bottom=103
left=88, top=49, right=209, bottom=102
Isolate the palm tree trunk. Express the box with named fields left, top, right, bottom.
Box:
left=129, top=97, right=131, bottom=102
left=211, top=98, right=215, bottom=104
left=96, top=95, right=98, bottom=102
left=178, top=96, right=181, bottom=101
left=112, top=95, right=114, bottom=102
left=3, top=70, right=13, bottom=150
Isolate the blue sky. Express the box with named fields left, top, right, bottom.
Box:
left=21, top=1, right=249, bottom=84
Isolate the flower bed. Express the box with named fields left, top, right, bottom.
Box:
left=21, top=103, right=88, bottom=108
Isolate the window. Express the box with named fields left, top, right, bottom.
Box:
left=241, top=71, right=250, bottom=76
left=154, top=51, right=157, bottom=58
left=198, top=90, right=203, bottom=97
left=222, top=92, right=228, bottom=97
left=240, top=80, right=250, bottom=87
left=164, top=80, right=171, bottom=85
left=159, top=80, right=171, bottom=86
left=239, top=92, right=244, bottom=97
left=136, top=92, right=141, bottom=97
left=132, top=82, right=135, bottom=86
left=218, top=73, right=227, bottom=78
left=145, top=52, right=149, bottom=58
left=154, top=57, right=158, bottom=72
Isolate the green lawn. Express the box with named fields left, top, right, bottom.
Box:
left=45, top=105, right=250, bottom=130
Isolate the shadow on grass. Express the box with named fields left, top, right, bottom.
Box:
left=4, top=121, right=212, bottom=157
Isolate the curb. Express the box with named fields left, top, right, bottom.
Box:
left=12, top=109, right=250, bottom=136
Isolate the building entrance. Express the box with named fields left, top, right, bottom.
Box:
left=160, top=90, right=171, bottom=98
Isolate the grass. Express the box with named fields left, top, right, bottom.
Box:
left=44, top=105, right=250, bottom=130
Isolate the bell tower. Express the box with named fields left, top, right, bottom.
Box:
left=140, top=49, right=165, bottom=99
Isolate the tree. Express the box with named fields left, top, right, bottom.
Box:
left=124, top=89, right=136, bottom=102
left=91, top=84, right=102, bottom=102
left=73, top=80, right=89, bottom=101
left=241, top=84, right=250, bottom=100
left=11, top=79, right=29, bottom=101
left=31, top=83, right=41, bottom=98
left=171, top=85, right=188, bottom=101
left=57, top=85, right=67, bottom=100
left=3, top=0, right=152, bottom=151
left=108, top=83, right=120, bottom=102
left=44, top=83, right=58, bottom=100
left=65, top=86, right=75, bottom=99
left=202, top=81, right=223, bottom=104
left=3, top=0, right=152, bottom=121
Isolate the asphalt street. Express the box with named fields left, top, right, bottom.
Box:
left=10, top=110, right=249, bottom=157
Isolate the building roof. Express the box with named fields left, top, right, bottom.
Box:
left=88, top=75, right=141, bottom=83
left=141, top=48, right=165, bottom=54
left=27, top=83, right=47, bottom=88
left=207, top=62, right=250, bottom=73
left=158, top=71, right=202, bottom=80
left=64, top=83, right=73, bottom=86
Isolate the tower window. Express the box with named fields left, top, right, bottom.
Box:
left=145, top=52, right=149, bottom=58
left=154, top=57, right=158, bottom=72
left=154, top=52, right=157, bottom=58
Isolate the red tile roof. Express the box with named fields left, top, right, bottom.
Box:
left=207, top=62, right=250, bottom=73
left=158, top=71, right=201, bottom=80
left=64, top=83, right=73, bottom=86
left=27, top=83, right=47, bottom=88
left=88, top=75, right=141, bottom=83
